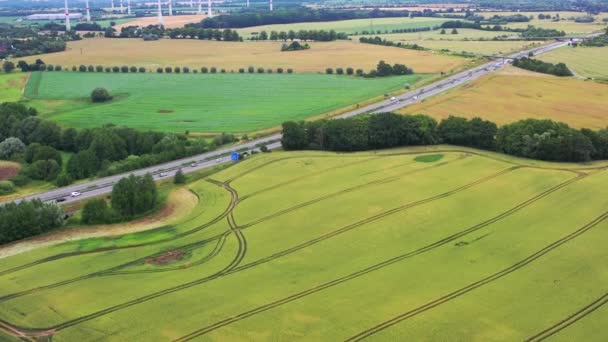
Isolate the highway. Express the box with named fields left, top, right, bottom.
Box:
left=11, top=40, right=570, bottom=205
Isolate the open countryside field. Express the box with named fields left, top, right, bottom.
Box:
left=19, top=38, right=467, bottom=74
left=507, top=20, right=607, bottom=35
left=363, top=28, right=521, bottom=41
left=25, top=71, right=428, bottom=133
left=237, top=17, right=450, bottom=37
left=0, top=147, right=608, bottom=341
left=399, top=67, right=608, bottom=129
left=411, top=40, right=543, bottom=55
left=539, top=46, right=608, bottom=80
left=0, top=73, right=27, bottom=103
left=114, top=14, right=207, bottom=30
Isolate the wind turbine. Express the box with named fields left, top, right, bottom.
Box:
left=85, top=0, right=91, bottom=21
left=157, top=0, right=164, bottom=25
left=127, top=0, right=131, bottom=15
left=120, top=0, right=124, bottom=13
left=190, top=0, right=193, bottom=8
left=246, top=0, right=249, bottom=7
left=111, top=0, right=114, bottom=10
left=197, top=0, right=202, bottom=14
left=64, top=0, right=71, bottom=31
left=270, top=0, right=273, bottom=11
left=207, top=0, right=212, bottom=17
left=168, top=0, right=173, bottom=16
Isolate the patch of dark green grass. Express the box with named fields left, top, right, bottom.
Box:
left=415, top=154, right=444, bottom=163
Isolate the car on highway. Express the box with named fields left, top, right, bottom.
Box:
left=215, top=158, right=222, bottom=163
left=55, top=198, right=67, bottom=203
left=413, top=96, right=419, bottom=100
left=159, top=172, right=167, bottom=177
left=190, top=162, right=197, bottom=167
left=390, top=97, right=396, bottom=101
left=70, top=192, right=81, bottom=197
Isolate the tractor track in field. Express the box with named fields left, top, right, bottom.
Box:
left=0, top=153, right=459, bottom=300
left=0, top=163, right=519, bottom=337
left=525, top=291, right=608, bottom=342
left=170, top=172, right=590, bottom=341
left=0, top=154, right=383, bottom=278
left=345, top=210, right=608, bottom=341
left=1, top=155, right=603, bottom=339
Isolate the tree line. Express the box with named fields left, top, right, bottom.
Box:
left=359, top=36, right=426, bottom=51
left=196, top=7, right=427, bottom=29
left=0, top=199, right=65, bottom=244
left=281, top=113, right=608, bottom=162
left=165, top=27, right=241, bottom=41
left=351, top=26, right=436, bottom=36
left=580, top=29, right=608, bottom=47
left=249, top=29, right=348, bottom=42
left=512, top=57, right=573, bottom=77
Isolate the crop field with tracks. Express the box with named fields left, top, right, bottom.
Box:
left=0, top=147, right=607, bottom=341
left=399, top=67, right=608, bottom=129
left=19, top=39, right=467, bottom=74
left=24, top=71, right=427, bottom=133
left=539, top=46, right=608, bottom=80
left=0, top=73, right=27, bottom=103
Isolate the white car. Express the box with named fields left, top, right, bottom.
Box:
left=70, top=192, right=81, bottom=197
left=413, top=96, right=419, bottom=100
left=390, top=97, right=396, bottom=101
left=215, top=158, right=222, bottom=163
left=159, top=172, right=167, bottom=177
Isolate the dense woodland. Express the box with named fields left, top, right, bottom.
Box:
left=0, top=199, right=65, bottom=244
left=281, top=113, right=608, bottom=162
left=0, top=103, right=236, bottom=193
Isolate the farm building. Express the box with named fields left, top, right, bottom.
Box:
left=25, top=13, right=84, bottom=21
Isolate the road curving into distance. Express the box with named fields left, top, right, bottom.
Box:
left=7, top=40, right=576, bottom=205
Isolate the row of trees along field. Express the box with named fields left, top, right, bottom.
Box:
left=359, top=36, right=426, bottom=50
left=0, top=199, right=65, bottom=244
left=512, top=57, right=573, bottom=76
left=0, top=103, right=238, bottom=194
left=281, top=113, right=608, bottom=162
left=439, top=20, right=566, bottom=37
left=325, top=60, right=414, bottom=78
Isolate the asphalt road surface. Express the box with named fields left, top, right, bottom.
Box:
left=10, top=40, right=572, bottom=205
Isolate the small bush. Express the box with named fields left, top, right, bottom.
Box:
left=346, top=67, right=354, bottom=75
left=257, top=67, right=264, bottom=73
left=130, top=66, right=137, bottom=73
left=95, top=65, right=103, bottom=72
left=336, top=67, right=344, bottom=75
left=91, top=87, right=112, bottom=103
left=174, top=169, right=186, bottom=184
left=55, top=65, right=62, bottom=71
left=326, top=68, right=334, bottom=74
left=139, top=67, right=146, bottom=73
left=165, top=66, right=173, bottom=73
left=267, top=68, right=273, bottom=73
left=39, top=64, right=47, bottom=71
left=112, top=66, right=120, bottom=73
left=0, top=181, right=15, bottom=195
left=277, top=67, right=284, bottom=73
left=193, top=69, right=198, bottom=73
left=174, top=66, right=181, bottom=73
left=46, top=64, right=54, bottom=71
left=55, top=173, right=73, bottom=187
left=220, top=68, right=226, bottom=73
left=157, top=67, right=163, bottom=73
left=79, top=65, right=87, bottom=72
left=121, top=66, right=129, bottom=73
left=183, top=66, right=190, bottom=73
left=81, top=199, right=115, bottom=224
left=105, top=67, right=111, bottom=72
left=9, top=174, right=30, bottom=187
left=287, top=68, right=294, bottom=74
left=248, top=66, right=255, bottom=73
left=356, top=69, right=364, bottom=76
left=239, top=68, right=245, bottom=73
left=201, top=67, right=209, bottom=73
left=210, top=67, right=217, bottom=73
left=87, top=65, right=94, bottom=72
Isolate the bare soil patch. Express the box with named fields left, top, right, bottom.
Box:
left=0, top=161, right=20, bottom=181
left=158, top=109, right=175, bottom=114
left=146, top=250, right=185, bottom=265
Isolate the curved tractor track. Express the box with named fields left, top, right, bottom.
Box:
left=525, top=291, right=608, bottom=342
left=0, top=154, right=602, bottom=340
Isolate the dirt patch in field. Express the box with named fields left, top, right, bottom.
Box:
left=0, top=165, right=19, bottom=181
left=146, top=250, right=185, bottom=265
left=158, top=109, right=175, bottom=114
left=0, top=188, right=198, bottom=259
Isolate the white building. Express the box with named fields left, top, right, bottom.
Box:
left=25, top=13, right=84, bottom=21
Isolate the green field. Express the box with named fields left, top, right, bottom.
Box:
left=0, top=146, right=607, bottom=341
left=0, top=73, right=27, bottom=103
left=237, top=17, right=449, bottom=37
left=539, top=46, right=608, bottom=79
left=24, top=72, right=426, bottom=133
left=363, top=28, right=521, bottom=41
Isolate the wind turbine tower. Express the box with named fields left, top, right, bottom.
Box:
left=85, top=0, right=91, bottom=21
left=120, top=0, right=124, bottom=12
left=208, top=0, right=212, bottom=17
left=197, top=0, right=202, bottom=14
left=127, top=0, right=131, bottom=15
left=246, top=0, right=249, bottom=7
left=190, top=0, right=193, bottom=8
left=270, top=0, right=273, bottom=11
left=111, top=0, right=115, bottom=10
left=64, top=0, right=71, bottom=31
left=157, top=0, right=164, bottom=25
left=168, top=0, right=173, bottom=16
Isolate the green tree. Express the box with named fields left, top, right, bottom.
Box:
left=0, top=137, right=26, bottom=159
left=281, top=121, right=308, bottom=150
left=91, top=88, right=112, bottom=102
left=27, top=159, right=60, bottom=181
left=81, top=199, right=114, bottom=224
left=3, top=61, right=15, bottom=73
left=174, top=168, right=186, bottom=184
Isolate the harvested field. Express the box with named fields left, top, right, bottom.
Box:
left=0, top=161, right=20, bottom=181
left=19, top=38, right=466, bottom=74
left=399, top=67, right=608, bottom=129
left=114, top=14, right=206, bottom=30
left=0, top=147, right=607, bottom=341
